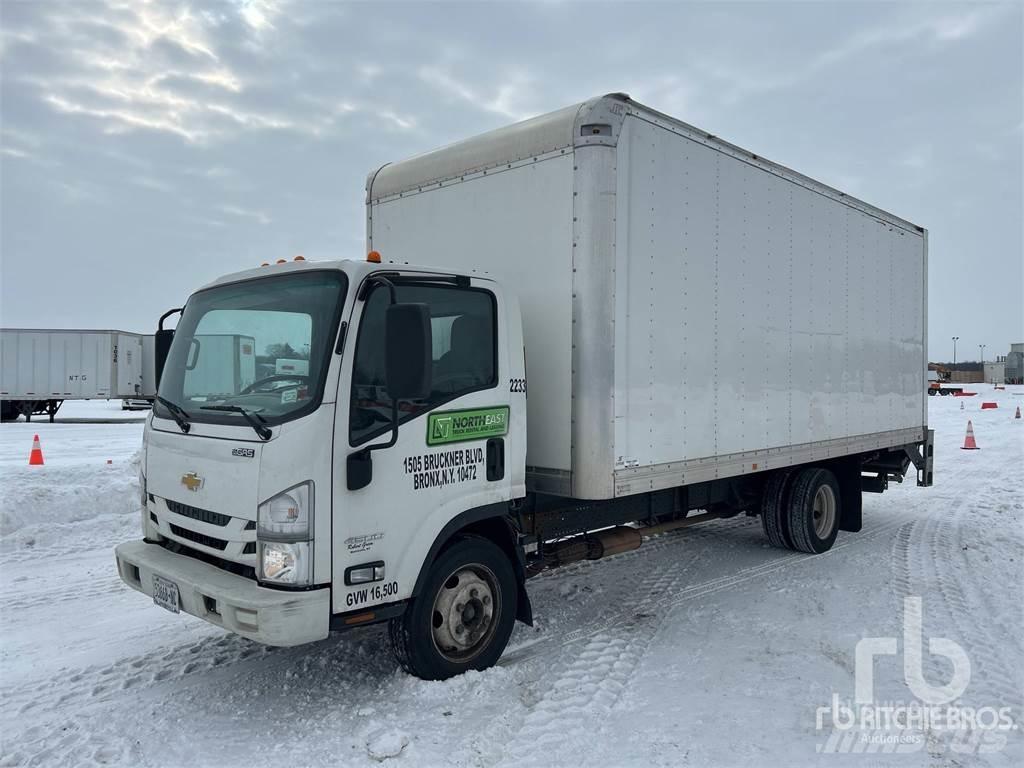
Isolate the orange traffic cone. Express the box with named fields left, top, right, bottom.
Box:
left=1015, top=406, right=1021, bottom=420
left=28, top=435, right=44, bottom=465
left=961, top=421, right=979, bottom=450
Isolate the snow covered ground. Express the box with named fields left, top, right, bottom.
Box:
left=1, top=393, right=1021, bottom=767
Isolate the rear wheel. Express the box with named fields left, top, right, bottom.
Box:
left=760, top=469, right=795, bottom=549
left=786, top=467, right=841, bottom=554
left=389, top=536, right=517, bottom=680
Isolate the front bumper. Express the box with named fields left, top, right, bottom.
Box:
left=115, top=540, right=329, bottom=646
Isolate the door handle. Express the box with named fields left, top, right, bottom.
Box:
left=486, top=438, right=504, bottom=481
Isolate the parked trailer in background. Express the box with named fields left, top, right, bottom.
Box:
left=0, top=329, right=151, bottom=422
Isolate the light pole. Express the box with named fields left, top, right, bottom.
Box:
left=952, top=336, right=959, bottom=365
left=979, top=344, right=986, bottom=364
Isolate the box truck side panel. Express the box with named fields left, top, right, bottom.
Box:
left=613, top=114, right=925, bottom=489
left=142, top=335, right=157, bottom=396
left=50, top=333, right=75, bottom=396
left=114, top=333, right=142, bottom=397
left=183, top=335, right=251, bottom=399
left=0, top=334, right=17, bottom=396
left=16, top=333, right=38, bottom=396
left=239, top=338, right=256, bottom=392
left=83, top=333, right=112, bottom=397
left=369, top=153, right=576, bottom=478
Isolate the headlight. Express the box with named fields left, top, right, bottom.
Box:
left=258, top=541, right=311, bottom=585
left=257, top=482, right=313, bottom=586
left=257, top=482, right=312, bottom=539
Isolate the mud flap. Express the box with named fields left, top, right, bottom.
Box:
left=511, top=544, right=534, bottom=626
left=835, top=459, right=863, bottom=533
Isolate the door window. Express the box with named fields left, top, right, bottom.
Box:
left=350, top=282, right=497, bottom=445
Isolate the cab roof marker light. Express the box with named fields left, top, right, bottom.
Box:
left=293, top=255, right=306, bottom=261
left=276, top=258, right=287, bottom=264
left=367, top=250, right=381, bottom=263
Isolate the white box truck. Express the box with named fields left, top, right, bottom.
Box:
left=1, top=329, right=150, bottom=421
left=116, top=94, right=933, bottom=680
left=182, top=335, right=257, bottom=400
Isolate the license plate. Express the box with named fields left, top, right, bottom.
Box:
left=152, top=574, right=180, bottom=614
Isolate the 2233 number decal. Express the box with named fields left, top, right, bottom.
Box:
left=509, top=378, right=527, bottom=394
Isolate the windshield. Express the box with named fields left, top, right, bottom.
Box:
left=156, top=270, right=346, bottom=427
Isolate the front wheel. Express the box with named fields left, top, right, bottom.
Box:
left=389, top=536, right=517, bottom=680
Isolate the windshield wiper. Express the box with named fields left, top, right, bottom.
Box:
left=200, top=405, right=272, bottom=441
left=156, top=396, right=191, bottom=434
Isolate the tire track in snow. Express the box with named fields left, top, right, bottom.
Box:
left=0, top=574, right=125, bottom=612
left=891, top=512, right=1023, bottom=712
left=486, top=524, right=731, bottom=766
left=0, top=631, right=280, bottom=724
left=0, top=716, right=144, bottom=768
left=503, top=511, right=912, bottom=668
left=494, top=512, right=915, bottom=767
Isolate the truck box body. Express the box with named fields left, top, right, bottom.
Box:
left=369, top=94, right=927, bottom=501
left=182, top=334, right=257, bottom=399
left=0, top=329, right=148, bottom=400
left=142, top=334, right=157, bottom=396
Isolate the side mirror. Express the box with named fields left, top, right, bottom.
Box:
left=155, top=307, right=183, bottom=389
left=385, top=303, right=432, bottom=400
left=154, top=328, right=175, bottom=388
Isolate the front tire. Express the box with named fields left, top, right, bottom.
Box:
left=389, top=536, right=517, bottom=680
left=786, top=467, right=841, bottom=554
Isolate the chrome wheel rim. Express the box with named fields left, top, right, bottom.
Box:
left=812, top=485, right=837, bottom=539
left=430, top=564, right=499, bottom=663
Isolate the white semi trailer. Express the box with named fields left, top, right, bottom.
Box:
left=1, top=329, right=150, bottom=421
left=116, top=94, right=933, bottom=680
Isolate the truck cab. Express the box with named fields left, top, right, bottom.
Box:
left=116, top=257, right=530, bottom=680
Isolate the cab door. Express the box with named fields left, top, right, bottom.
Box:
left=331, top=273, right=522, bottom=615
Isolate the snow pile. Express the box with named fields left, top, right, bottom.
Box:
left=366, top=728, right=410, bottom=761
left=0, top=453, right=141, bottom=548
left=0, top=400, right=145, bottom=552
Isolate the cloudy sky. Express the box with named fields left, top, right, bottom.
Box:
left=1, top=0, right=1020, bottom=362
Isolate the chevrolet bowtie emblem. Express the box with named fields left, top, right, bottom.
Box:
left=181, top=472, right=204, bottom=492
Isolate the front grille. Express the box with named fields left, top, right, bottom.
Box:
left=166, top=500, right=231, bottom=527
left=243, top=542, right=256, bottom=555
left=160, top=539, right=256, bottom=580
left=169, top=524, right=228, bottom=551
